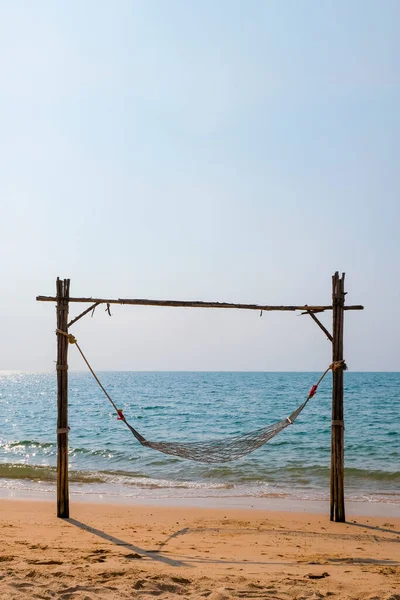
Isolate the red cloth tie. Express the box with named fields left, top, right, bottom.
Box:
left=308, top=384, right=318, bottom=398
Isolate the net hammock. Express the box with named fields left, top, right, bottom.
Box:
left=125, top=396, right=311, bottom=463
left=58, top=330, right=343, bottom=464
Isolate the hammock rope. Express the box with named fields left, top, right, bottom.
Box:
left=56, top=329, right=344, bottom=463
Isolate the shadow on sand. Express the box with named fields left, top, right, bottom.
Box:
left=66, top=520, right=399, bottom=569
left=66, top=518, right=188, bottom=567
left=347, top=521, right=400, bottom=538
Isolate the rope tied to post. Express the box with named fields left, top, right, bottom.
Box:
left=331, top=359, right=347, bottom=371
left=56, top=329, right=76, bottom=344
left=56, top=329, right=127, bottom=425
left=300, top=360, right=347, bottom=405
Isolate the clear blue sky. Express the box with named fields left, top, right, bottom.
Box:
left=1, top=0, right=399, bottom=371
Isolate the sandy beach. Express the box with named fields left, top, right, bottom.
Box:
left=0, top=499, right=399, bottom=599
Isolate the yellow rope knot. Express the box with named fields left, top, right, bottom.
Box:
left=56, top=329, right=77, bottom=344
left=331, top=360, right=347, bottom=371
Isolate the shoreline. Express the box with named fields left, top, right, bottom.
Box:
left=1, top=483, right=399, bottom=518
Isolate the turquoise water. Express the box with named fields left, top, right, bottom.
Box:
left=0, top=371, right=399, bottom=503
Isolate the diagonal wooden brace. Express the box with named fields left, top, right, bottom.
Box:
left=305, top=310, right=333, bottom=342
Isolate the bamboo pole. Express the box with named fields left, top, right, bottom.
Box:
left=330, top=272, right=346, bottom=522
left=56, top=277, right=70, bottom=519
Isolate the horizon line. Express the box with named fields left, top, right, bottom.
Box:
left=1, top=369, right=399, bottom=374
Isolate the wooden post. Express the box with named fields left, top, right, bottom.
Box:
left=330, top=272, right=345, bottom=522
left=56, top=277, right=70, bottom=518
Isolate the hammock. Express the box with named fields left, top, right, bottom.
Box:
left=58, top=330, right=341, bottom=463
left=124, top=395, right=310, bottom=463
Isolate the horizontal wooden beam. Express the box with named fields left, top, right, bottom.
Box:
left=36, top=296, right=364, bottom=312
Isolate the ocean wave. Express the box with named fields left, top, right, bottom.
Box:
left=200, top=463, right=400, bottom=484
left=0, top=463, right=233, bottom=489
left=0, top=439, right=128, bottom=461
left=1, top=460, right=398, bottom=490
left=2, top=440, right=54, bottom=450
left=289, top=465, right=400, bottom=482
left=0, top=463, right=104, bottom=483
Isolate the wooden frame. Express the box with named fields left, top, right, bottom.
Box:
left=37, top=272, right=363, bottom=522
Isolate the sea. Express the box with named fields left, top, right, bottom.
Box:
left=0, top=371, right=399, bottom=509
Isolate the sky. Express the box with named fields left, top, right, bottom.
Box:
left=0, top=0, right=399, bottom=371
